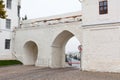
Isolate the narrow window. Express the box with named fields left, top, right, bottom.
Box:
left=5, top=39, right=11, bottom=49
left=6, top=0, right=12, bottom=9
left=99, top=0, right=108, bottom=14
left=6, top=19, right=11, bottom=29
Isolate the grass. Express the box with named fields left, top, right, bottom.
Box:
left=0, top=60, right=23, bottom=66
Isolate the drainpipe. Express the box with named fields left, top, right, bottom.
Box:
left=18, top=0, right=21, bottom=28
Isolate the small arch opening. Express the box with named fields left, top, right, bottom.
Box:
left=23, top=41, right=38, bottom=65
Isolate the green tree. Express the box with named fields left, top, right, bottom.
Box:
left=0, top=0, right=7, bottom=19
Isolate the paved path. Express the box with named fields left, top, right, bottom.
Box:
left=0, top=65, right=120, bottom=80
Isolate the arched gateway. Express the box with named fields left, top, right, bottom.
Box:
left=14, top=12, right=82, bottom=69
left=51, top=30, right=77, bottom=68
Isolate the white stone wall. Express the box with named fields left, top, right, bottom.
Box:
left=14, top=22, right=82, bottom=67
left=82, top=24, right=120, bottom=73
left=80, top=0, right=120, bottom=73
left=0, top=0, right=20, bottom=60
left=0, top=30, right=13, bottom=60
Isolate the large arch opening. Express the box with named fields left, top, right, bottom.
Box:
left=51, top=30, right=81, bottom=68
left=65, top=37, right=81, bottom=68
left=23, top=41, right=38, bottom=65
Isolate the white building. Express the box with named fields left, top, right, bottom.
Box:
left=1, top=0, right=120, bottom=73
left=0, top=0, right=21, bottom=60
left=82, top=0, right=120, bottom=73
